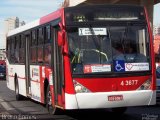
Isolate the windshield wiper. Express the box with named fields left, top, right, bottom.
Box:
left=121, top=23, right=130, bottom=54
left=85, top=23, right=102, bottom=63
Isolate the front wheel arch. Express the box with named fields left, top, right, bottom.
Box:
left=44, top=78, right=49, bottom=104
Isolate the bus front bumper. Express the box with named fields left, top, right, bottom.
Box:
left=65, top=90, right=156, bottom=109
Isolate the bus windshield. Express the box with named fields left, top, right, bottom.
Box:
left=67, top=23, right=150, bottom=74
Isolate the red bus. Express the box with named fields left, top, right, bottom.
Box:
left=6, top=4, right=156, bottom=114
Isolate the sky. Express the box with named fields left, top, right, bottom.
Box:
left=154, top=3, right=160, bottom=26
left=0, top=1, right=159, bottom=49
left=0, top=0, right=63, bottom=49
left=0, top=0, right=63, bottom=33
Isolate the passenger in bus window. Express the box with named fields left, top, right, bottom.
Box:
left=15, top=49, right=19, bottom=63
left=48, top=45, right=51, bottom=65
left=124, top=42, right=136, bottom=54
left=38, top=47, right=43, bottom=63
left=44, top=45, right=51, bottom=65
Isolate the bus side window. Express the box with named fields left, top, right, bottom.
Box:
left=15, top=36, right=19, bottom=63
left=19, top=35, right=25, bottom=64
left=7, top=38, right=11, bottom=63
left=31, top=30, right=37, bottom=63
left=38, top=47, right=43, bottom=63
left=44, top=45, right=51, bottom=65
left=44, top=25, right=51, bottom=65
left=37, top=28, right=44, bottom=63
left=10, top=37, right=15, bottom=64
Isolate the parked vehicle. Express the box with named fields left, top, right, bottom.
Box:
left=0, top=60, right=6, bottom=66
left=0, top=65, right=6, bottom=80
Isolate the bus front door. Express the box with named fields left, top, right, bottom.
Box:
left=52, top=27, right=64, bottom=107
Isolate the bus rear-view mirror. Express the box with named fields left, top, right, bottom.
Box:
left=58, top=30, right=65, bottom=46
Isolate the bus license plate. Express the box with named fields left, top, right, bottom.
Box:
left=108, top=95, right=123, bottom=101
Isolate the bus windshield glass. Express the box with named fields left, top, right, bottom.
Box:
left=67, top=24, right=150, bottom=74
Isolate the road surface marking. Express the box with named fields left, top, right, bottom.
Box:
left=1, top=102, right=15, bottom=111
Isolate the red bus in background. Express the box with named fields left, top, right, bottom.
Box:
left=6, top=4, right=156, bottom=114
left=0, top=60, right=6, bottom=79
left=0, top=60, right=5, bottom=65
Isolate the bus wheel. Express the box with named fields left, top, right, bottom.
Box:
left=46, top=86, right=56, bottom=114
left=112, top=107, right=127, bottom=114
left=15, top=78, right=23, bottom=100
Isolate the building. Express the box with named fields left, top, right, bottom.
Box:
left=0, top=17, right=20, bottom=61
left=19, top=21, right=26, bottom=26
left=61, top=0, right=86, bottom=7
left=0, top=33, right=6, bottom=49
left=154, top=35, right=160, bottom=67
left=154, top=25, right=160, bottom=35
left=4, top=17, right=19, bottom=33
left=0, top=49, right=5, bottom=61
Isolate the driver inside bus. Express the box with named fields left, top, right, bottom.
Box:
left=113, top=42, right=136, bottom=59
left=113, top=44, right=125, bottom=61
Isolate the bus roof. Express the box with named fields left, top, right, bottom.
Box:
left=7, top=8, right=63, bottom=37
left=7, top=19, right=39, bottom=37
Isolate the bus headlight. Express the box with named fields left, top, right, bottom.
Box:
left=137, top=79, right=151, bottom=90
left=73, top=80, right=91, bottom=93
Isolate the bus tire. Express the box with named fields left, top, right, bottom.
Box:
left=15, top=78, right=23, bottom=101
left=112, top=107, right=127, bottom=114
left=46, top=85, right=56, bottom=114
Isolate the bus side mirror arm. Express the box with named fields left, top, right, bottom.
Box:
left=58, top=23, right=65, bottom=46
left=58, top=31, right=65, bottom=46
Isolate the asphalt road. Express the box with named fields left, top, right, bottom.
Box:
left=0, top=80, right=160, bottom=120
